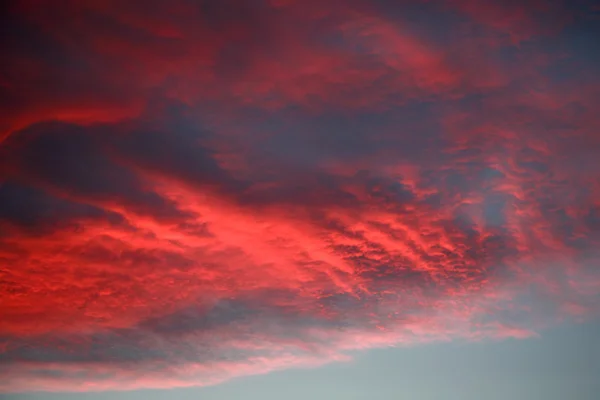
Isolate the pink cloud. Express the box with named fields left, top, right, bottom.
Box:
left=1, top=0, right=599, bottom=393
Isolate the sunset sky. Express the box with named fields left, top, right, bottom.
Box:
left=1, top=1, right=599, bottom=399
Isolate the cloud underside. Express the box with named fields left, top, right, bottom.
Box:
left=1, top=0, right=600, bottom=392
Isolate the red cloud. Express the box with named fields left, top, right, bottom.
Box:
left=1, top=0, right=599, bottom=393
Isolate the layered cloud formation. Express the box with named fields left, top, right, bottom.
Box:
left=1, top=0, right=600, bottom=392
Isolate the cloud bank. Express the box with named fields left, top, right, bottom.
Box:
left=1, top=0, right=599, bottom=392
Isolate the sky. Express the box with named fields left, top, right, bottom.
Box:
left=1, top=0, right=599, bottom=399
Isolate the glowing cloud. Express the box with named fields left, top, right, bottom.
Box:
left=1, top=0, right=599, bottom=393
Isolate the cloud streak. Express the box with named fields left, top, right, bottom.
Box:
left=1, top=0, right=599, bottom=393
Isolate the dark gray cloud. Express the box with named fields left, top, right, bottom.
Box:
left=0, top=180, right=124, bottom=234
left=0, top=120, right=209, bottom=223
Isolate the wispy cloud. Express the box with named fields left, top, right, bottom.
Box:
left=1, top=0, right=599, bottom=393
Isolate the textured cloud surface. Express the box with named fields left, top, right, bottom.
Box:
left=1, top=0, right=600, bottom=393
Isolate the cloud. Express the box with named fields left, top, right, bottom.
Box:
left=1, top=0, right=599, bottom=393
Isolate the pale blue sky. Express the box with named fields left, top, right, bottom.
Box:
left=6, top=321, right=598, bottom=400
